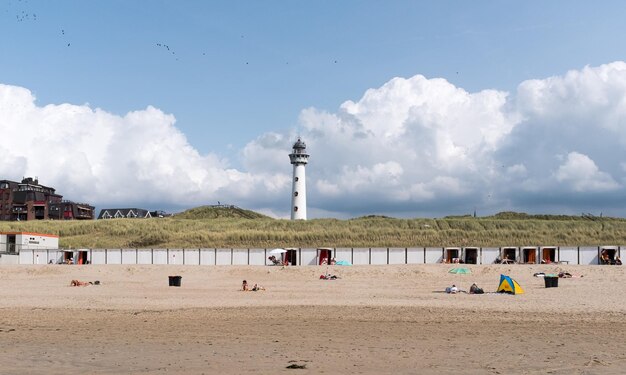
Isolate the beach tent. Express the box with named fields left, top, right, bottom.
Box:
left=335, top=260, right=352, bottom=266
left=497, top=274, right=525, bottom=294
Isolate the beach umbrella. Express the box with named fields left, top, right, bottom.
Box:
left=269, top=248, right=287, bottom=255
left=448, top=267, right=471, bottom=274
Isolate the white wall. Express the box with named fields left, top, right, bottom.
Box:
left=153, top=249, right=167, bottom=265
left=91, top=249, right=106, bottom=264
left=388, top=248, right=406, bottom=265
left=558, top=247, right=578, bottom=264
left=137, top=249, right=153, bottom=264
left=249, top=248, right=265, bottom=266
left=200, top=249, right=216, bottom=265
left=121, top=249, right=137, bottom=264
left=425, top=248, right=443, bottom=264
left=352, top=248, right=370, bottom=265
left=106, top=249, right=122, bottom=264
left=579, top=246, right=599, bottom=265
left=335, top=248, right=352, bottom=264
left=370, top=248, right=387, bottom=265
left=184, top=249, right=200, bottom=265
left=232, top=249, right=248, bottom=265
left=481, top=248, right=499, bottom=265
left=48, top=250, right=61, bottom=264
left=16, top=234, right=59, bottom=250
left=0, top=254, right=18, bottom=264
left=18, top=249, right=33, bottom=264
left=166, top=249, right=181, bottom=265
left=33, top=249, right=47, bottom=265
left=300, top=248, right=317, bottom=266
left=407, top=247, right=424, bottom=264
left=216, top=249, right=232, bottom=265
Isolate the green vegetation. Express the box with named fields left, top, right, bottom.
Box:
left=1, top=207, right=625, bottom=249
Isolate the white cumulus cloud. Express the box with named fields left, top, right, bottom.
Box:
left=0, top=84, right=290, bottom=213
left=3, top=61, right=626, bottom=218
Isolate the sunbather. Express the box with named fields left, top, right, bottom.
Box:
left=445, top=284, right=459, bottom=294
left=469, top=283, right=484, bottom=294
left=251, top=283, right=265, bottom=291
left=241, top=280, right=249, bottom=291
left=70, top=280, right=90, bottom=286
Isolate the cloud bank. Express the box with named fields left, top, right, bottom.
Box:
left=2, top=62, right=626, bottom=218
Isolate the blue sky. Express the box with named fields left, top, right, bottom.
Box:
left=2, top=1, right=626, bottom=218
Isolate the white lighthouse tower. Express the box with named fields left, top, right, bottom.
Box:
left=289, top=137, right=309, bottom=220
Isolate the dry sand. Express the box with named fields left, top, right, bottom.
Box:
left=0, top=264, right=624, bottom=374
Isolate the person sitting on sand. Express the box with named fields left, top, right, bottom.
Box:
left=469, top=283, right=484, bottom=294
left=241, top=280, right=249, bottom=291
left=616, top=257, right=622, bottom=266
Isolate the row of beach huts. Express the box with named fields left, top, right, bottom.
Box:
left=0, top=232, right=623, bottom=266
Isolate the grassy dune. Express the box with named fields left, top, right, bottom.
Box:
left=1, top=207, right=625, bottom=249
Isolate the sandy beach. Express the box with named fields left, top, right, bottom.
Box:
left=0, top=264, right=624, bottom=374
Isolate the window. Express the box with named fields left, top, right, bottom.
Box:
left=294, top=177, right=299, bottom=182
left=294, top=206, right=298, bottom=212
left=294, top=192, right=298, bottom=197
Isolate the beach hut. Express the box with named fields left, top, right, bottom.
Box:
left=500, top=247, right=518, bottom=263
left=444, top=247, right=461, bottom=263
left=599, top=246, right=618, bottom=265
left=462, top=247, right=479, bottom=264
left=540, top=246, right=557, bottom=263
left=317, top=248, right=334, bottom=265
left=284, top=248, right=298, bottom=266
left=521, top=246, right=538, bottom=264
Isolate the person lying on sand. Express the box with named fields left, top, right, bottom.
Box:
left=445, top=285, right=459, bottom=294
left=319, top=274, right=339, bottom=280
left=558, top=272, right=583, bottom=278
left=70, top=280, right=100, bottom=286
left=251, top=283, right=265, bottom=291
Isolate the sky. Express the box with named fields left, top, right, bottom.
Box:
left=2, top=1, right=626, bottom=219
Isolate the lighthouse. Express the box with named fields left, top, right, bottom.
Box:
left=289, top=137, right=309, bottom=220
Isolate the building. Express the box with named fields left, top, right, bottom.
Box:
left=97, top=208, right=153, bottom=219
left=0, top=177, right=94, bottom=221
left=0, top=177, right=62, bottom=221
left=289, top=137, right=309, bottom=220
left=0, top=231, right=60, bottom=264
left=0, top=180, right=18, bottom=221
left=49, top=201, right=96, bottom=220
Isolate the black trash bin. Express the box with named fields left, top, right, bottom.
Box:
left=544, top=276, right=558, bottom=288
left=168, top=275, right=182, bottom=287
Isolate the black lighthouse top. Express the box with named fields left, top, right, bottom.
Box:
left=289, top=137, right=309, bottom=164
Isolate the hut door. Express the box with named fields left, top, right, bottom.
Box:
left=464, top=249, right=478, bottom=264
left=7, top=235, right=16, bottom=253
left=286, top=249, right=298, bottom=266
left=319, top=249, right=331, bottom=265
left=542, top=248, right=555, bottom=263
left=446, top=249, right=459, bottom=263
left=523, top=249, right=536, bottom=264
left=502, top=248, right=516, bottom=262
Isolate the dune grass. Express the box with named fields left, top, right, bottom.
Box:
left=1, top=209, right=625, bottom=249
